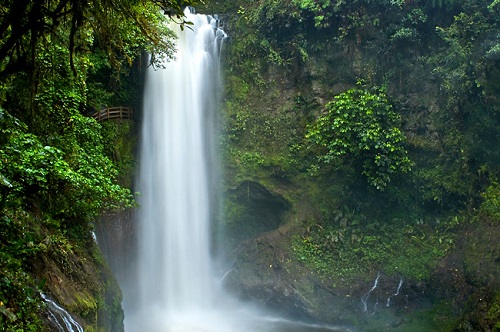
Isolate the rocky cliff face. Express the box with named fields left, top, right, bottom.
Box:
left=220, top=177, right=500, bottom=331
left=202, top=1, right=500, bottom=330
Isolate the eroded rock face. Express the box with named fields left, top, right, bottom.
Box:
left=223, top=223, right=357, bottom=325
left=225, top=231, right=437, bottom=329
left=224, top=225, right=314, bottom=320
left=221, top=181, right=353, bottom=323
left=220, top=181, right=499, bottom=330
left=225, top=214, right=500, bottom=331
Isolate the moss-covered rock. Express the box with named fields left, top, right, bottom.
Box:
left=33, top=234, right=124, bottom=332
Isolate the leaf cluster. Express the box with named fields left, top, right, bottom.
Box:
left=306, top=85, right=412, bottom=189
left=480, top=181, right=500, bottom=222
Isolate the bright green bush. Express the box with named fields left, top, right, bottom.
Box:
left=306, top=84, right=412, bottom=189
left=0, top=109, right=133, bottom=221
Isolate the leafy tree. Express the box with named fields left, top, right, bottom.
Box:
left=306, top=84, right=412, bottom=189
left=0, top=0, right=199, bottom=78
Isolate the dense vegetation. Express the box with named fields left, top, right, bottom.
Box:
left=203, top=0, right=500, bottom=329
left=0, top=0, right=200, bottom=330
left=0, top=0, right=498, bottom=330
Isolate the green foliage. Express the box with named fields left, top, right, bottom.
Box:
left=0, top=116, right=71, bottom=199
left=89, top=1, right=180, bottom=70
left=489, top=0, right=500, bottom=9
left=488, top=294, right=500, bottom=331
left=0, top=108, right=133, bottom=224
left=0, top=211, right=47, bottom=331
left=480, top=182, right=500, bottom=222
left=292, top=0, right=331, bottom=27
left=292, top=213, right=458, bottom=283
left=0, top=0, right=176, bottom=328
left=431, top=11, right=489, bottom=109
left=99, top=121, right=137, bottom=187
left=232, top=1, right=309, bottom=71
left=414, top=2, right=500, bottom=207
left=218, top=1, right=500, bottom=329
left=306, top=84, right=412, bottom=189
left=0, top=0, right=201, bottom=78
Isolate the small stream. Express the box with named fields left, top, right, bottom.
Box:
left=41, top=293, right=83, bottom=332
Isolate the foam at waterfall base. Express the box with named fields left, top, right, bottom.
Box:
left=124, top=302, right=353, bottom=332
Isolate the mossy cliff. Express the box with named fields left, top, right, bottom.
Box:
left=0, top=208, right=125, bottom=331
left=202, top=0, right=500, bottom=330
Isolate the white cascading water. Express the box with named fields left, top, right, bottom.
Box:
left=126, top=10, right=226, bottom=331
left=41, top=293, right=84, bottom=332
left=125, top=8, right=350, bottom=332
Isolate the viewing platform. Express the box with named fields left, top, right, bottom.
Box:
left=92, top=107, right=133, bottom=122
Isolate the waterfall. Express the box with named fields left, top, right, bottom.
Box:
left=122, top=8, right=351, bottom=332
left=125, top=9, right=226, bottom=331
left=386, top=277, right=403, bottom=307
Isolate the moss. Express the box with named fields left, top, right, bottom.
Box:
left=362, top=300, right=459, bottom=332
left=463, top=220, right=500, bottom=289
left=74, top=291, right=98, bottom=319
left=488, top=294, right=500, bottom=331
left=100, top=120, right=137, bottom=189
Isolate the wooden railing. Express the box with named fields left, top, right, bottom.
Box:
left=92, top=107, right=133, bottom=122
